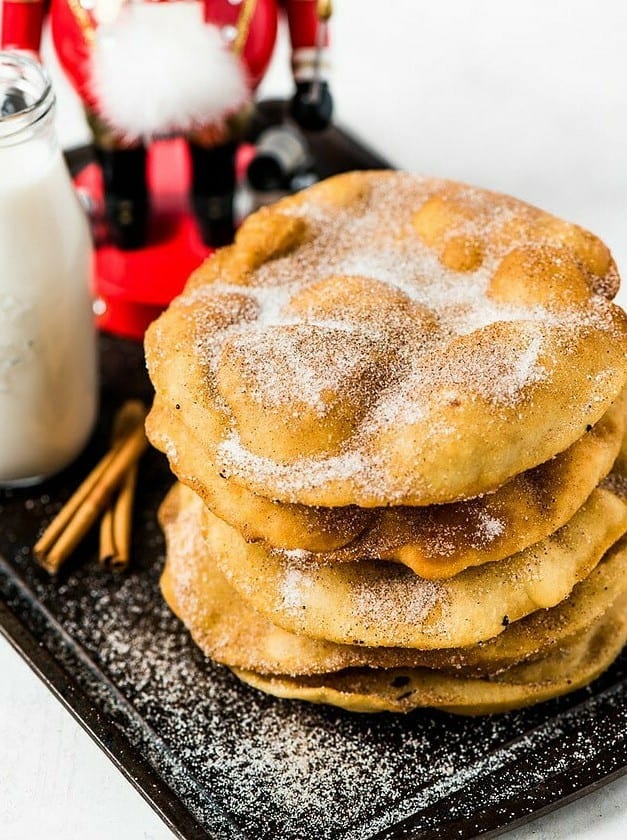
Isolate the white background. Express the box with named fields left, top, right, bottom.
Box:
left=2, top=0, right=627, bottom=837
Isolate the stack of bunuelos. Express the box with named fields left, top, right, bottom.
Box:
left=145, top=171, right=627, bottom=715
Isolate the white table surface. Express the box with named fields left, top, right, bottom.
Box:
left=2, top=1, right=627, bottom=837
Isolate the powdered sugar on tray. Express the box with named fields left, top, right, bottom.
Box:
left=2, top=528, right=625, bottom=840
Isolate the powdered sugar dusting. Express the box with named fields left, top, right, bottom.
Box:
left=280, top=565, right=316, bottom=614
left=3, top=323, right=624, bottom=840
left=350, top=565, right=444, bottom=630
left=166, top=172, right=623, bottom=502
left=225, top=324, right=383, bottom=413
left=219, top=430, right=388, bottom=498
left=601, top=473, right=627, bottom=500
left=163, top=434, right=178, bottom=463
left=476, top=512, right=506, bottom=543
left=506, top=334, right=547, bottom=399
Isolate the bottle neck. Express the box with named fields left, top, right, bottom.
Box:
left=0, top=51, right=55, bottom=149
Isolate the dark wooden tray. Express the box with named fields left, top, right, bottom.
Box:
left=1, top=125, right=626, bottom=840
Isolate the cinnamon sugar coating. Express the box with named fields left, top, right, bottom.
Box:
left=235, top=606, right=627, bottom=714
left=201, top=487, right=627, bottom=650
left=145, top=171, right=627, bottom=508
left=148, top=392, right=624, bottom=577
left=159, top=483, right=627, bottom=680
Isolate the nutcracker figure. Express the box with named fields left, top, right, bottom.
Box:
left=1, top=0, right=333, bottom=248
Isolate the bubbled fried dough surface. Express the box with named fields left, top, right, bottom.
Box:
left=233, top=603, right=627, bottom=715
left=159, top=484, right=627, bottom=679
left=152, top=392, right=624, bottom=575
left=144, top=171, right=627, bottom=507
left=204, top=487, right=627, bottom=650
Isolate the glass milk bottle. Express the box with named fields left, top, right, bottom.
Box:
left=0, top=53, right=97, bottom=486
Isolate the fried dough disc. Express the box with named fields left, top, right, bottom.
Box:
left=145, top=172, right=627, bottom=508
left=313, top=395, right=625, bottom=579
left=204, top=487, right=627, bottom=649
left=160, top=484, right=627, bottom=678
left=151, top=392, right=624, bottom=578
left=233, top=603, right=627, bottom=715
left=147, top=399, right=371, bottom=552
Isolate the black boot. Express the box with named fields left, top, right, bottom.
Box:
left=97, top=145, right=149, bottom=250
left=189, top=140, right=237, bottom=247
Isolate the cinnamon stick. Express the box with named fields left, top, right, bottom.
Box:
left=100, top=463, right=138, bottom=572
left=98, top=499, right=117, bottom=570
left=34, top=450, right=115, bottom=562
left=35, top=401, right=148, bottom=574
left=99, top=401, right=145, bottom=571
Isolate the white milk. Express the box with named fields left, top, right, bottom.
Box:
left=0, top=135, right=97, bottom=485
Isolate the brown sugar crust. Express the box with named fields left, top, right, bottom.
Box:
left=159, top=483, right=627, bottom=679
left=149, top=393, right=625, bottom=576
left=145, top=171, right=627, bottom=508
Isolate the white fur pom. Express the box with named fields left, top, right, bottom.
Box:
left=89, top=3, right=250, bottom=141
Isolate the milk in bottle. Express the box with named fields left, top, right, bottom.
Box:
left=0, top=53, right=97, bottom=486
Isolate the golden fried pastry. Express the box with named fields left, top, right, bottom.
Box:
left=204, top=487, right=627, bottom=649
left=234, top=602, right=627, bottom=714
left=147, top=397, right=372, bottom=552
left=151, top=391, right=625, bottom=576
left=160, top=483, right=627, bottom=678
left=149, top=171, right=627, bottom=717
left=145, top=171, right=627, bottom=508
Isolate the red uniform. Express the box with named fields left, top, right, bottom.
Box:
left=2, top=0, right=332, bottom=251
left=1, top=0, right=330, bottom=136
